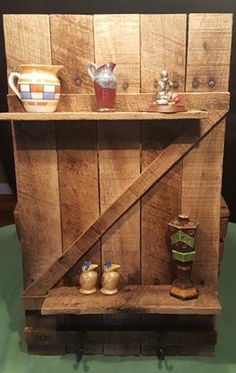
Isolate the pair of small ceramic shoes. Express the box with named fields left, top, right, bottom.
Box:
left=79, top=260, right=120, bottom=296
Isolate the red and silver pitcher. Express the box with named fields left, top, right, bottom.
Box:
left=87, top=62, right=117, bottom=112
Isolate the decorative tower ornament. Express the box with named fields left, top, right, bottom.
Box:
left=101, top=260, right=120, bottom=295
left=168, top=214, right=199, bottom=300
left=146, top=70, right=186, bottom=113
left=79, top=260, right=99, bottom=295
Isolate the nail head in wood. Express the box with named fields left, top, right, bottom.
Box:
left=122, top=81, right=129, bottom=90
left=173, top=81, right=179, bottom=89
left=208, top=79, right=216, bottom=88
left=39, top=335, right=47, bottom=342
left=75, top=78, right=82, bottom=86
left=192, top=78, right=200, bottom=89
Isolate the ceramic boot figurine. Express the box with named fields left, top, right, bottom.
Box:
left=79, top=260, right=99, bottom=295
left=101, top=260, right=120, bottom=295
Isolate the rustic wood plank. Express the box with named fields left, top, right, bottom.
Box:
left=24, top=100, right=228, bottom=296
left=12, top=123, right=62, bottom=288
left=7, top=92, right=228, bottom=114
left=3, top=14, right=62, bottom=289
left=98, top=121, right=141, bottom=355
left=3, top=15, right=51, bottom=84
left=0, top=110, right=208, bottom=121
left=41, top=285, right=221, bottom=315
left=56, top=121, right=101, bottom=352
left=141, top=14, right=187, bottom=92
left=186, top=14, right=233, bottom=92
left=94, top=15, right=140, bottom=93
left=50, top=15, right=94, bottom=94
left=24, top=327, right=217, bottom=346
left=98, top=122, right=141, bottom=286
left=141, top=121, right=184, bottom=284
left=182, top=119, right=226, bottom=286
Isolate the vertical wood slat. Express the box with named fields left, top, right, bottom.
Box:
left=94, top=14, right=140, bottom=93
left=141, top=122, right=184, bottom=285
left=182, top=120, right=226, bottom=286
left=3, top=15, right=51, bottom=80
left=3, top=15, right=62, bottom=289
left=98, top=122, right=141, bottom=355
left=186, top=13, right=233, bottom=92
left=141, top=14, right=187, bottom=93
left=50, top=15, right=94, bottom=94
left=94, top=14, right=141, bottom=355
left=56, top=122, right=102, bottom=354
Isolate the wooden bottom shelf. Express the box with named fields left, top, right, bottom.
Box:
left=41, top=285, right=221, bottom=316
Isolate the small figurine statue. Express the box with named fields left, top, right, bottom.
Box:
left=168, top=214, right=199, bottom=300
left=79, top=260, right=99, bottom=295
left=145, top=70, right=186, bottom=113
left=101, top=260, right=120, bottom=295
left=156, top=70, right=173, bottom=105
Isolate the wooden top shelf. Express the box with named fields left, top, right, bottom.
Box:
left=41, top=285, right=221, bottom=316
left=0, top=110, right=208, bottom=121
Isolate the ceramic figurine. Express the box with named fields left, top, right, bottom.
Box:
left=168, top=214, right=199, bottom=300
left=8, top=64, right=63, bottom=113
left=87, top=62, right=117, bottom=112
left=101, top=260, right=120, bottom=295
left=79, top=260, right=99, bottom=295
left=146, top=70, right=186, bottom=113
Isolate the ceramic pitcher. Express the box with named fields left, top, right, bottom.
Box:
left=8, top=64, right=63, bottom=113
left=87, top=62, right=117, bottom=111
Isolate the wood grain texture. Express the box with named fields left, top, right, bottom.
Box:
left=12, top=123, right=62, bottom=288
left=6, top=92, right=228, bottom=114
left=50, top=15, right=94, bottom=94
left=141, top=14, right=187, bottom=92
left=0, top=110, right=208, bottom=121
left=94, top=15, right=140, bottom=93
left=141, top=121, right=184, bottom=284
left=3, top=15, right=51, bottom=86
left=24, top=100, right=228, bottom=296
left=186, top=13, right=233, bottom=92
left=98, top=121, right=141, bottom=355
left=182, top=119, right=226, bottom=286
left=98, top=122, right=141, bottom=286
left=56, top=122, right=101, bottom=353
left=41, top=285, right=221, bottom=315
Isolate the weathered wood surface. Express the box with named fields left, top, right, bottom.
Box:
left=24, top=105, right=228, bottom=296
left=50, top=15, right=94, bottom=94
left=12, top=123, right=62, bottom=288
left=0, top=109, right=208, bottom=121
left=141, top=122, right=183, bottom=284
left=186, top=14, right=233, bottom=92
left=182, top=120, right=226, bottom=286
left=94, top=14, right=140, bottom=93
left=41, top=285, right=221, bottom=315
left=24, top=327, right=217, bottom=346
left=141, top=14, right=187, bottom=92
left=98, top=121, right=141, bottom=355
left=3, top=14, right=62, bottom=289
left=3, top=15, right=51, bottom=83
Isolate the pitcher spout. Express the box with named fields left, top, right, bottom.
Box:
left=106, top=62, right=116, bottom=71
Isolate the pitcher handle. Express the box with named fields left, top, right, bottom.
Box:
left=8, top=72, right=21, bottom=99
left=86, top=63, right=97, bottom=82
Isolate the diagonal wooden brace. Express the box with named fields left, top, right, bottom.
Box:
left=24, top=109, right=227, bottom=297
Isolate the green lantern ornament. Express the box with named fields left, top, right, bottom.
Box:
left=168, top=214, right=199, bottom=300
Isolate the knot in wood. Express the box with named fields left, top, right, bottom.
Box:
left=122, top=81, right=129, bottom=90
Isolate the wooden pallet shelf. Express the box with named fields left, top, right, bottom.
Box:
left=0, top=109, right=208, bottom=121
left=41, top=285, right=221, bottom=316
